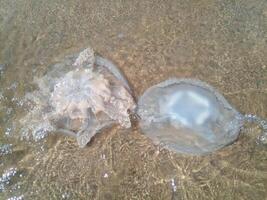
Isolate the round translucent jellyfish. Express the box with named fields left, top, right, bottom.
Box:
left=20, top=47, right=136, bottom=147
left=137, top=78, right=246, bottom=155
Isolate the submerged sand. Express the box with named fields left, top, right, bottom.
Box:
left=0, top=0, right=266, bottom=199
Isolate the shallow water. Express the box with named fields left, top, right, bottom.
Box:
left=0, top=0, right=267, bottom=199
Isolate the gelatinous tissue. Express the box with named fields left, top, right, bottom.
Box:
left=20, top=48, right=136, bottom=147
left=137, top=78, right=266, bottom=155
left=18, top=48, right=266, bottom=155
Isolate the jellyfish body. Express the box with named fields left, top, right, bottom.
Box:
left=137, top=79, right=244, bottom=155
left=20, top=48, right=136, bottom=147
left=19, top=48, right=266, bottom=153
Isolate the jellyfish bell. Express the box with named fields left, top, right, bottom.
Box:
left=137, top=78, right=247, bottom=155
left=20, top=47, right=136, bottom=147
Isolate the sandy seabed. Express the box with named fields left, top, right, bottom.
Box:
left=0, top=0, right=266, bottom=199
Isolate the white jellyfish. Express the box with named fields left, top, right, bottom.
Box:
left=19, top=48, right=266, bottom=154
left=20, top=48, right=136, bottom=147
left=137, top=78, right=267, bottom=155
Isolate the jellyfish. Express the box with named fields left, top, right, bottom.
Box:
left=20, top=47, right=136, bottom=147
left=137, top=78, right=267, bottom=155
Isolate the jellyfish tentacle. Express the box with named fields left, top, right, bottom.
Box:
left=243, top=114, right=267, bottom=145
left=56, top=129, right=76, bottom=137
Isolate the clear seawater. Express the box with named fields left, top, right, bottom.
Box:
left=0, top=0, right=266, bottom=199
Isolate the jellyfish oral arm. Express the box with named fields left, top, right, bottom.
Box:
left=56, top=129, right=77, bottom=137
